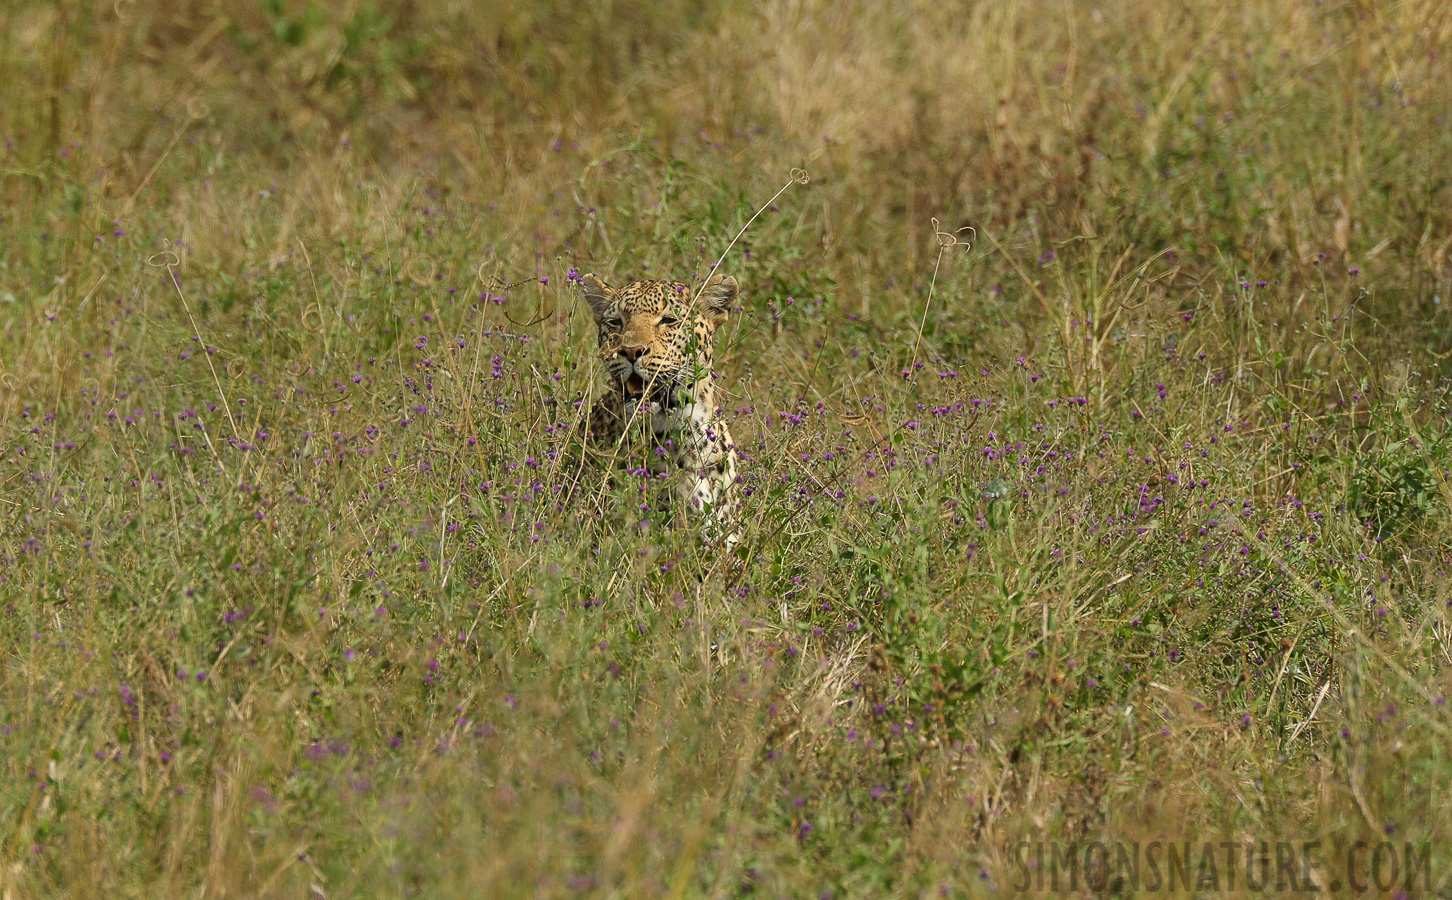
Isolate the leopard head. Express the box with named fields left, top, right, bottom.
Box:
left=581, top=273, right=738, bottom=407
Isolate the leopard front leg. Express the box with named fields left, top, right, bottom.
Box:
left=677, top=417, right=741, bottom=551
left=708, top=441, right=742, bottom=552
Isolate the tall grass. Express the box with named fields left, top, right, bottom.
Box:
left=2, top=0, right=1452, bottom=895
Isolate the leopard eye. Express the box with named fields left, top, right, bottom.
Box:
left=601, top=316, right=622, bottom=329
left=658, top=313, right=680, bottom=327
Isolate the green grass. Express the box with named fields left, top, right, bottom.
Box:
left=2, top=0, right=1452, bottom=896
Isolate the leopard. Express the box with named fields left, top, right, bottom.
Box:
left=579, top=272, right=742, bottom=550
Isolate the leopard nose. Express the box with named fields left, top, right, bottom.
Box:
left=620, top=345, right=648, bottom=362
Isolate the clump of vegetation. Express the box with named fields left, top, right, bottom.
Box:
left=1349, top=428, right=1451, bottom=541
left=2, top=0, right=1451, bottom=896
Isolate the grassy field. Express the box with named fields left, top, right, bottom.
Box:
left=3, top=0, right=1452, bottom=896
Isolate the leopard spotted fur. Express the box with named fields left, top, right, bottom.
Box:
left=579, top=272, right=741, bottom=549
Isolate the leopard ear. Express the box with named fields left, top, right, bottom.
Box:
left=581, top=274, right=614, bottom=322
left=698, top=273, right=738, bottom=327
